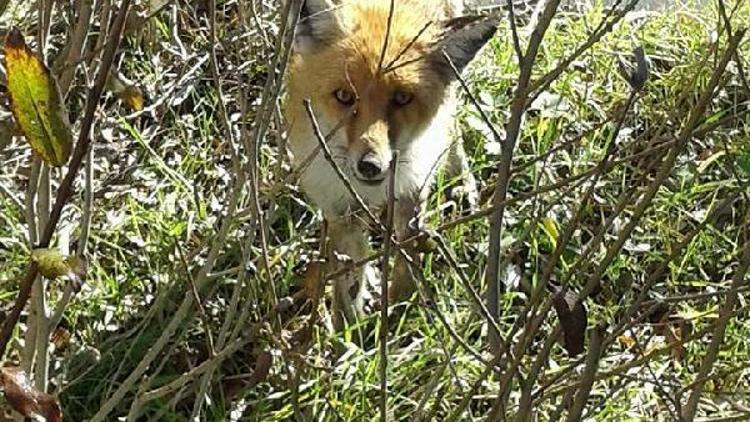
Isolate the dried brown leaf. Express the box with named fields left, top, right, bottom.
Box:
left=0, top=367, right=62, bottom=422
left=552, top=288, right=588, bottom=356
left=302, top=261, right=323, bottom=302
left=51, top=327, right=72, bottom=352
left=617, top=335, right=636, bottom=349
left=222, top=351, right=272, bottom=400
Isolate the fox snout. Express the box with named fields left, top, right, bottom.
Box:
left=355, top=150, right=388, bottom=182
left=349, top=121, right=391, bottom=184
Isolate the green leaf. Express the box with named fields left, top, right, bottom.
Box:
left=4, top=27, right=72, bottom=166
left=541, top=217, right=560, bottom=246
left=738, top=152, right=750, bottom=176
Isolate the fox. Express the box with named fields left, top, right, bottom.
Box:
left=285, top=0, right=497, bottom=329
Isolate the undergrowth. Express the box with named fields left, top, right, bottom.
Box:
left=0, top=0, right=749, bottom=420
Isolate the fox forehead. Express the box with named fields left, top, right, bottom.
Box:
left=298, top=53, right=440, bottom=102
left=338, top=0, right=443, bottom=69
left=292, top=0, right=449, bottom=91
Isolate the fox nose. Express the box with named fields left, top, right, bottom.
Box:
left=356, top=153, right=385, bottom=180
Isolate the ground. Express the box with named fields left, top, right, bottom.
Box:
left=0, top=0, right=749, bottom=420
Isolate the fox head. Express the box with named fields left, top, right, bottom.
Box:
left=287, top=0, right=497, bottom=185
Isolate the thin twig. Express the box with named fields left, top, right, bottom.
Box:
left=530, top=187, right=743, bottom=402
left=445, top=356, right=502, bottom=422
left=377, top=0, right=397, bottom=73
left=32, top=164, right=51, bottom=392
left=21, top=160, right=41, bottom=374
left=565, top=325, right=604, bottom=422
left=506, top=0, right=523, bottom=63
left=323, top=148, right=655, bottom=283
left=577, top=29, right=745, bottom=301
left=55, top=0, right=95, bottom=96
left=531, top=31, right=747, bottom=407
left=542, top=302, right=750, bottom=402
left=503, top=29, right=745, bottom=415
left=716, top=0, right=750, bottom=98
left=139, top=337, right=249, bottom=403
left=513, top=325, right=561, bottom=422
left=442, top=51, right=504, bottom=146
left=384, top=21, right=433, bottom=72
left=303, top=100, right=381, bottom=226
left=434, top=235, right=506, bottom=351
left=240, top=0, right=304, bottom=313
left=380, top=151, right=398, bottom=422
left=130, top=0, right=300, bottom=415
left=48, top=138, right=97, bottom=334
left=497, top=88, right=641, bottom=403
left=526, top=0, right=641, bottom=101
left=176, top=240, right=216, bottom=356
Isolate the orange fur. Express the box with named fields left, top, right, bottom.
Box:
left=287, top=0, right=450, bottom=162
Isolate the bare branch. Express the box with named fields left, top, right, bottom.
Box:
left=380, top=151, right=398, bottom=422
left=566, top=325, right=605, bottom=422
left=683, top=232, right=750, bottom=418
left=485, top=0, right=562, bottom=356
left=377, top=0, right=397, bottom=73
left=0, top=0, right=133, bottom=359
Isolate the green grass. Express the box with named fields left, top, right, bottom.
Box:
left=1, top=0, right=750, bottom=420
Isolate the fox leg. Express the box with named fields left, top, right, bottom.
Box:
left=444, top=139, right=479, bottom=211
left=327, top=216, right=369, bottom=330
left=389, top=197, right=422, bottom=303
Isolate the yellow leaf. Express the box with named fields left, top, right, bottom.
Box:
left=106, top=71, right=145, bottom=111
left=121, top=86, right=145, bottom=111
left=4, top=28, right=72, bottom=166
left=617, top=335, right=636, bottom=349
left=541, top=217, right=559, bottom=243
left=31, top=248, right=87, bottom=283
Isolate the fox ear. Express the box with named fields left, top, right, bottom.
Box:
left=292, top=0, right=340, bottom=53
left=429, top=16, right=497, bottom=79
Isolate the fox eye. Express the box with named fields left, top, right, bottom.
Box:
left=392, top=91, right=413, bottom=106
left=334, top=88, right=356, bottom=106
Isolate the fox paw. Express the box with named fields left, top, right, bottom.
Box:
left=446, top=176, right=479, bottom=213
left=360, top=265, right=381, bottom=314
